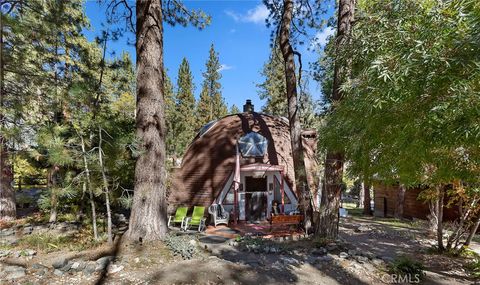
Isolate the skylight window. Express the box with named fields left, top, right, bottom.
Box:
left=198, top=120, right=217, bottom=137
left=238, top=132, right=268, bottom=157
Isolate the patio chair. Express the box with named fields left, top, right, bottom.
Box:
left=208, top=204, right=230, bottom=227
left=184, top=206, right=207, bottom=232
left=168, top=206, right=188, bottom=229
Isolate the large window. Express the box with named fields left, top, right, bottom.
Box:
left=238, top=132, right=268, bottom=157
left=273, top=175, right=290, bottom=204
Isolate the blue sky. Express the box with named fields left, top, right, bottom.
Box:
left=84, top=1, right=335, bottom=111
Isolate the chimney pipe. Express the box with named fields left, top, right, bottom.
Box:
left=243, top=99, right=254, bottom=113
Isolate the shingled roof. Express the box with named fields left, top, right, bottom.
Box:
left=168, top=112, right=319, bottom=210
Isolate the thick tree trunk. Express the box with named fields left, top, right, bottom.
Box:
left=316, top=0, right=355, bottom=239
left=279, top=0, right=313, bottom=233
left=0, top=6, right=16, bottom=222
left=126, top=0, right=168, bottom=242
left=363, top=181, right=372, bottom=215
left=394, top=184, right=406, bottom=219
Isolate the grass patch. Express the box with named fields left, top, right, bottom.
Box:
left=18, top=228, right=105, bottom=253
left=389, top=255, right=425, bottom=280
left=466, top=258, right=480, bottom=278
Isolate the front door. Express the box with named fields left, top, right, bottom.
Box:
left=245, top=176, right=267, bottom=222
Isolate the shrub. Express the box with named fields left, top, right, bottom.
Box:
left=163, top=233, right=197, bottom=260
left=389, top=255, right=425, bottom=280
left=466, top=258, right=480, bottom=278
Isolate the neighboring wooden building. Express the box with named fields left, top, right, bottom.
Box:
left=168, top=100, right=319, bottom=222
left=373, top=183, right=458, bottom=220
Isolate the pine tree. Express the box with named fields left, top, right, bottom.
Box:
left=230, top=104, right=240, bottom=114
left=258, top=46, right=317, bottom=128
left=174, top=58, right=196, bottom=155
left=197, top=44, right=227, bottom=128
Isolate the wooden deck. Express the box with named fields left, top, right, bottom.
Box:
left=205, top=221, right=304, bottom=239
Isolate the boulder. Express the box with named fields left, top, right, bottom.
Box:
left=355, top=225, right=371, bottom=232
left=96, top=256, right=114, bottom=271
left=52, top=257, right=68, bottom=269
left=83, top=263, right=96, bottom=276
left=326, top=243, right=338, bottom=251
left=4, top=266, right=26, bottom=280
left=348, top=249, right=357, bottom=256
left=312, top=247, right=327, bottom=256
left=53, top=269, right=64, bottom=276
left=339, top=252, right=349, bottom=259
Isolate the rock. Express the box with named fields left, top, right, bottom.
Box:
left=0, top=249, right=11, bottom=257
left=319, top=254, right=334, bottom=262
left=107, top=264, right=124, bottom=274
left=83, top=263, right=96, bottom=276
left=6, top=270, right=26, bottom=279
left=60, top=261, right=73, bottom=272
left=24, top=249, right=36, bottom=256
left=339, top=252, right=349, bottom=259
left=312, top=247, right=327, bottom=256
left=355, top=225, right=371, bottom=232
left=0, top=229, right=15, bottom=236
left=326, top=243, right=338, bottom=251
left=71, top=261, right=85, bottom=271
left=355, top=255, right=369, bottom=263
left=134, top=257, right=140, bottom=263
left=372, top=258, right=384, bottom=266
left=52, top=257, right=68, bottom=269
left=23, top=226, right=34, bottom=235
left=381, top=256, right=394, bottom=263
left=348, top=249, right=357, bottom=256
left=31, top=263, right=47, bottom=270
left=5, top=265, right=25, bottom=272
left=53, top=269, right=64, bottom=276
left=96, top=256, right=114, bottom=269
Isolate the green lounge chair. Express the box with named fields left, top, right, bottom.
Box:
left=168, top=207, right=188, bottom=229
left=184, top=206, right=206, bottom=232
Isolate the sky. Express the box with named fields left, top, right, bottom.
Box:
left=84, top=0, right=335, bottom=111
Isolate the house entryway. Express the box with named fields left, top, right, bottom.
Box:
left=245, top=176, right=267, bottom=222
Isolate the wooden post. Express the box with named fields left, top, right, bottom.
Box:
left=233, top=185, right=238, bottom=225
left=281, top=171, right=285, bottom=214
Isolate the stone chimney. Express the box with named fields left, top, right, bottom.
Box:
left=243, top=99, right=254, bottom=113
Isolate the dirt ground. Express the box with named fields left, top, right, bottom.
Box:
left=1, top=215, right=479, bottom=285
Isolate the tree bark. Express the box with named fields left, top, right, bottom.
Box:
left=464, top=214, right=480, bottom=247
left=0, top=5, right=16, bottom=222
left=126, top=0, right=168, bottom=242
left=47, top=165, right=60, bottom=223
left=316, top=0, right=355, bottom=239
left=98, top=127, right=112, bottom=244
left=363, top=181, right=372, bottom=215
left=278, top=0, right=313, bottom=233
left=80, top=135, right=98, bottom=240
left=358, top=181, right=364, bottom=208
left=394, top=184, right=406, bottom=219
left=436, top=185, right=445, bottom=251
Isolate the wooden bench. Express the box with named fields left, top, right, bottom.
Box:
left=270, top=214, right=303, bottom=232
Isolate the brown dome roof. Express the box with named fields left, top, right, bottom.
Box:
left=168, top=112, right=318, bottom=209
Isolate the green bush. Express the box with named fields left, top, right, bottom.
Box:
left=163, top=233, right=197, bottom=260
left=466, top=258, right=480, bottom=278
left=389, top=255, right=425, bottom=280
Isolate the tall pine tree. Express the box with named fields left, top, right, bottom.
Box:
left=174, top=58, right=196, bottom=155
left=196, top=44, right=227, bottom=128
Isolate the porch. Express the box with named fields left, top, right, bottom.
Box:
left=204, top=221, right=305, bottom=240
